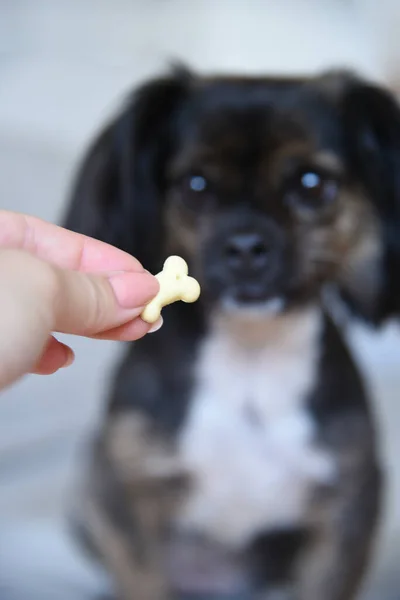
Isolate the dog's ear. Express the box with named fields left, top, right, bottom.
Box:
left=340, top=80, right=400, bottom=324
left=63, top=68, right=191, bottom=272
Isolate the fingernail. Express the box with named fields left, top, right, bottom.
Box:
left=148, top=317, right=163, bottom=333
left=109, top=272, right=159, bottom=309
left=61, top=347, right=75, bottom=368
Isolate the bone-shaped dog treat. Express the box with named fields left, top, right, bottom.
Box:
left=141, top=256, right=201, bottom=324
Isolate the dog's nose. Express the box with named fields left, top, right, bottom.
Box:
left=224, top=232, right=270, bottom=270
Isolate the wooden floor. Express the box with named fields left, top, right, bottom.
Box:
left=1, top=2, right=400, bottom=598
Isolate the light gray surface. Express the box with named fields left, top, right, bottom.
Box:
left=1, top=2, right=400, bottom=599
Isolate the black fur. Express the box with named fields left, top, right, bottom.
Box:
left=342, top=83, right=400, bottom=321
left=65, top=68, right=191, bottom=272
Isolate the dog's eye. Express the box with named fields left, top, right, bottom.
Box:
left=179, top=174, right=213, bottom=209
left=189, top=175, right=207, bottom=193
left=286, top=168, right=339, bottom=213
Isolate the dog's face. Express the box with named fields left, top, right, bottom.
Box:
left=164, top=80, right=380, bottom=313
left=65, top=68, right=400, bottom=323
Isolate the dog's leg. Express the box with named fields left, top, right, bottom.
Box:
left=74, top=412, right=186, bottom=600
left=296, top=420, right=381, bottom=600
left=249, top=529, right=308, bottom=600
left=82, top=495, right=169, bottom=600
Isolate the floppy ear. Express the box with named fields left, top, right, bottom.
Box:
left=340, top=81, right=400, bottom=324
left=63, top=69, right=191, bottom=272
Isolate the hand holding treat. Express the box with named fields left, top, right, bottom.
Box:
left=0, top=210, right=160, bottom=390
left=141, top=256, right=201, bottom=324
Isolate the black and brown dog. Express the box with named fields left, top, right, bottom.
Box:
left=64, top=67, right=400, bottom=600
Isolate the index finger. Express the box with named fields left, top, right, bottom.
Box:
left=0, top=210, right=143, bottom=273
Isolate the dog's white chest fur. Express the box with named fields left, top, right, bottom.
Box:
left=177, top=307, right=335, bottom=548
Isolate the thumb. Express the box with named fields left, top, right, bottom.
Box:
left=52, top=263, right=159, bottom=336
left=0, top=249, right=159, bottom=338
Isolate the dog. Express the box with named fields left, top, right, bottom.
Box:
left=63, top=66, right=400, bottom=600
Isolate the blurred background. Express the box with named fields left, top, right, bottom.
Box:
left=1, top=1, right=400, bottom=598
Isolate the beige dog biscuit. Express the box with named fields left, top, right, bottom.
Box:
left=141, top=256, right=201, bottom=324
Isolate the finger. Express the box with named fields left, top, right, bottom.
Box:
left=31, top=336, right=74, bottom=375
left=53, top=266, right=159, bottom=336
left=93, top=317, right=163, bottom=341
left=0, top=210, right=145, bottom=273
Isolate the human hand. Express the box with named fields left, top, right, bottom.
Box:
left=0, top=210, right=160, bottom=390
